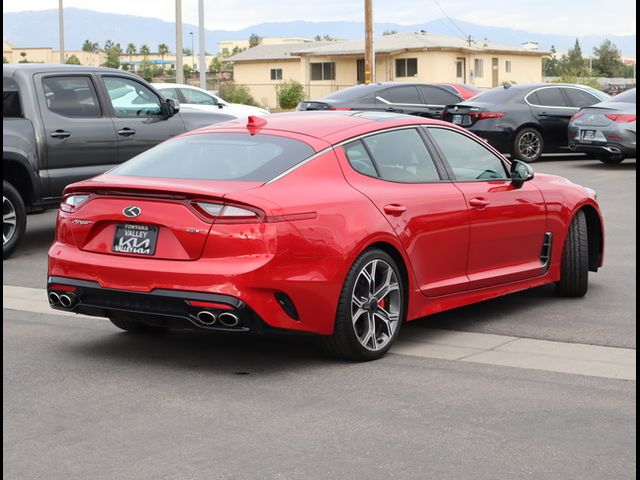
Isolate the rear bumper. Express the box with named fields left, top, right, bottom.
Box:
left=466, top=127, right=513, bottom=153
left=568, top=141, right=636, bottom=158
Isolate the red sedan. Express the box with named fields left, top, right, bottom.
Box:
left=48, top=112, right=604, bottom=360
left=433, top=82, right=482, bottom=100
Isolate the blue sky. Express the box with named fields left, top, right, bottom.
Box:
left=3, top=0, right=637, bottom=36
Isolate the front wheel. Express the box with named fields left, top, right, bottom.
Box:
left=556, top=210, right=589, bottom=297
left=512, top=127, right=544, bottom=163
left=322, top=249, right=405, bottom=361
left=3, top=181, right=27, bottom=260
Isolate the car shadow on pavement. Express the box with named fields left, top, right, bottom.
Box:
left=578, top=161, right=636, bottom=171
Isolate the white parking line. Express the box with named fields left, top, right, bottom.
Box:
left=3, top=285, right=636, bottom=381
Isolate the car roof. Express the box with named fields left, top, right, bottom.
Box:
left=3, top=63, right=123, bottom=75
left=153, top=83, right=202, bottom=90
left=189, top=110, right=455, bottom=147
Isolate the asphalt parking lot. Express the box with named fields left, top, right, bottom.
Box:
left=3, top=155, right=636, bottom=479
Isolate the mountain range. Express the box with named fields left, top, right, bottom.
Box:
left=3, top=8, right=636, bottom=55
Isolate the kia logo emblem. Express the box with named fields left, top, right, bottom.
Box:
left=123, top=206, right=142, bottom=218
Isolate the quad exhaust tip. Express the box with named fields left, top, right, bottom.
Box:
left=59, top=294, right=75, bottom=308
left=48, top=292, right=60, bottom=305
left=196, top=311, right=217, bottom=325
left=218, top=312, right=240, bottom=327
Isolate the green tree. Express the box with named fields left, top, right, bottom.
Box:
left=65, top=54, right=81, bottom=65
left=182, top=48, right=192, bottom=56
left=559, top=39, right=587, bottom=76
left=103, top=39, right=114, bottom=52
left=218, top=81, right=259, bottom=106
left=382, top=30, right=398, bottom=36
left=592, top=39, right=624, bottom=77
left=158, top=43, right=170, bottom=62
left=183, top=64, right=192, bottom=78
left=140, top=44, right=150, bottom=59
left=248, top=33, right=262, bottom=48
left=209, top=56, right=223, bottom=73
left=3, top=55, right=8, bottom=64
left=19, top=52, right=28, bottom=63
left=103, top=43, right=121, bottom=69
left=542, top=45, right=560, bottom=76
left=277, top=80, right=305, bottom=109
left=82, top=39, right=99, bottom=53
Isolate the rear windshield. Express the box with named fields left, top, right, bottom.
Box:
left=325, top=85, right=377, bottom=101
left=3, top=76, right=22, bottom=117
left=467, top=86, right=521, bottom=103
left=111, top=133, right=316, bottom=182
left=608, top=89, right=636, bottom=104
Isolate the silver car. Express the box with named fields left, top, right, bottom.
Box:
left=568, top=88, right=636, bottom=164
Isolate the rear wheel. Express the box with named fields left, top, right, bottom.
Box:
left=3, top=181, right=26, bottom=260
left=109, top=314, right=168, bottom=333
left=556, top=210, right=589, bottom=297
left=512, top=127, right=544, bottom=163
left=596, top=154, right=624, bottom=164
left=322, top=249, right=405, bottom=361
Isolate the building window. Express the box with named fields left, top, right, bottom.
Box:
left=456, top=61, right=463, bottom=78
left=474, top=58, right=484, bottom=78
left=505, top=60, right=512, bottom=73
left=395, top=58, right=418, bottom=77
left=270, top=68, right=283, bottom=80
left=310, top=62, right=335, bottom=81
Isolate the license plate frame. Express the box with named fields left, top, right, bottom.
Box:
left=452, top=114, right=463, bottom=125
left=112, top=224, right=159, bottom=256
left=580, top=129, right=596, bottom=143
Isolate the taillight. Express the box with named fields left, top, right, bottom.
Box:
left=605, top=114, right=636, bottom=123
left=60, top=193, right=90, bottom=212
left=192, top=201, right=264, bottom=224
left=327, top=107, right=352, bottom=111
left=571, top=111, right=585, bottom=121
left=468, top=112, right=506, bottom=120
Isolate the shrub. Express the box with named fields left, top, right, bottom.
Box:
left=277, top=80, right=305, bottom=110
left=218, top=81, right=259, bottom=106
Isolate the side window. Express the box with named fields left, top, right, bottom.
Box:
left=344, top=140, right=378, bottom=177
left=362, top=129, right=441, bottom=183
left=159, top=88, right=181, bottom=101
left=379, top=86, right=421, bottom=104
left=42, top=76, right=101, bottom=117
left=529, top=87, right=568, bottom=107
left=180, top=88, right=217, bottom=105
left=564, top=88, right=601, bottom=108
left=418, top=86, right=461, bottom=105
left=3, top=77, right=22, bottom=118
left=103, top=77, right=162, bottom=117
left=428, top=127, right=508, bottom=181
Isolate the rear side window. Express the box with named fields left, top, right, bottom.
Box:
left=418, top=86, right=461, bottom=105
left=528, top=88, right=568, bottom=107
left=344, top=140, right=378, bottom=177
left=180, top=88, right=217, bottom=105
left=159, top=88, right=181, bottom=101
left=42, top=76, right=101, bottom=117
left=564, top=88, right=601, bottom=108
left=3, top=77, right=22, bottom=117
left=111, top=133, right=315, bottom=182
left=428, top=127, right=508, bottom=181
left=362, top=129, right=441, bottom=183
left=379, top=86, right=421, bottom=104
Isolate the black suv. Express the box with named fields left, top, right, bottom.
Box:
left=442, top=83, right=609, bottom=162
left=297, top=82, right=463, bottom=119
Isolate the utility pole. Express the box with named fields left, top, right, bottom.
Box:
left=58, top=0, right=65, bottom=64
left=175, top=0, right=184, bottom=84
left=198, top=0, right=206, bottom=89
left=189, top=32, right=195, bottom=76
left=364, top=0, right=374, bottom=83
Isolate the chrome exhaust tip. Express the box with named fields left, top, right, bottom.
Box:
left=196, top=311, right=217, bottom=325
left=218, top=312, right=240, bottom=328
left=48, top=292, right=60, bottom=305
left=59, top=294, right=74, bottom=308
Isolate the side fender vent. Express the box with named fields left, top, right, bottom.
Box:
left=540, top=232, right=553, bottom=272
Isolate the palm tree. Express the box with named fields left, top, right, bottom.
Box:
left=158, top=43, right=169, bottom=62
left=126, top=43, right=136, bottom=67
left=140, top=44, right=150, bottom=60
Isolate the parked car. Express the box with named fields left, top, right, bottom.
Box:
left=568, top=88, right=636, bottom=164
left=2, top=64, right=235, bottom=258
left=153, top=83, right=270, bottom=117
left=442, top=83, right=610, bottom=162
left=297, top=82, right=464, bottom=119
left=47, top=112, right=603, bottom=361
left=432, top=82, right=482, bottom=100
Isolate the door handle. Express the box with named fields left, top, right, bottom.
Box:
left=383, top=204, right=407, bottom=216
left=118, top=128, right=136, bottom=137
left=469, top=198, right=490, bottom=209
left=50, top=130, right=71, bottom=139
left=537, top=112, right=549, bottom=117
left=385, top=107, right=397, bottom=112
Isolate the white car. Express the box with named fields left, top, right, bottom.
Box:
left=152, top=83, right=269, bottom=118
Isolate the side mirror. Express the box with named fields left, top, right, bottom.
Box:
left=510, top=160, right=534, bottom=188
left=218, top=103, right=224, bottom=109
left=164, top=98, right=180, bottom=118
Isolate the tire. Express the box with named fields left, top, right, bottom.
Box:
left=321, top=249, right=405, bottom=361
left=109, top=314, right=168, bottom=333
left=556, top=210, right=589, bottom=297
left=512, top=127, right=544, bottom=163
left=3, top=180, right=27, bottom=260
left=596, top=154, right=624, bottom=165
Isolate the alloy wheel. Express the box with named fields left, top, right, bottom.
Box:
left=518, top=131, right=542, bottom=161
left=3, top=195, right=17, bottom=247
left=351, top=259, right=401, bottom=351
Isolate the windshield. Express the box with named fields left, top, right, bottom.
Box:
left=111, top=133, right=315, bottom=182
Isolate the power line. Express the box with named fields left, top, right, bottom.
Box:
left=418, top=0, right=466, bottom=39
left=432, top=0, right=468, bottom=39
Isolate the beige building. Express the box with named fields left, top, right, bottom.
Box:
left=230, top=32, right=548, bottom=109
left=3, top=41, right=105, bottom=66
left=219, top=37, right=314, bottom=57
